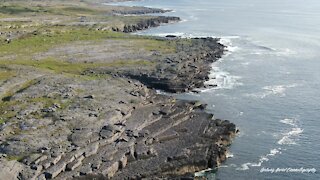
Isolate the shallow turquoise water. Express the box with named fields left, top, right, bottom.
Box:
left=109, top=0, right=320, bottom=179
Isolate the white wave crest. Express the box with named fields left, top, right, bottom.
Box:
left=275, top=48, right=296, bottom=56
left=219, top=36, right=240, bottom=53
left=280, top=118, right=297, bottom=126
left=147, top=34, right=242, bottom=92
left=245, top=83, right=299, bottom=99
left=195, top=8, right=207, bottom=11
left=278, top=117, right=303, bottom=145
left=141, top=33, right=241, bottom=55
left=248, top=41, right=296, bottom=57
left=263, top=85, right=287, bottom=96
left=234, top=118, right=300, bottom=172
left=236, top=163, right=250, bottom=171
left=236, top=148, right=282, bottom=171
left=203, top=66, right=242, bottom=91
left=241, top=62, right=250, bottom=66
left=226, top=151, right=234, bottom=158
left=198, top=36, right=242, bottom=91
left=278, top=128, right=303, bottom=145
left=269, top=148, right=281, bottom=156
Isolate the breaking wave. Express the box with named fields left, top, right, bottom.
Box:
left=278, top=117, right=303, bottom=145
left=245, top=83, right=299, bottom=99
left=203, top=66, right=242, bottom=91
left=236, top=148, right=282, bottom=171
left=149, top=33, right=242, bottom=92
left=236, top=117, right=303, bottom=171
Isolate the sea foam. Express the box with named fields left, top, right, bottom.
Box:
left=226, top=151, right=234, bottom=158
left=203, top=66, right=242, bottom=91
left=278, top=127, right=303, bottom=145
left=278, top=117, right=303, bottom=145
left=136, top=33, right=243, bottom=92
left=245, top=83, right=299, bottom=99
left=236, top=148, right=282, bottom=171
left=280, top=118, right=297, bottom=126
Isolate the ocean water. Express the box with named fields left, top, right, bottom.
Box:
left=109, top=0, right=320, bottom=179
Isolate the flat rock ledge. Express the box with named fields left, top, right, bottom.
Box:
left=111, top=6, right=171, bottom=15
left=0, top=37, right=236, bottom=179
left=0, top=89, right=237, bottom=179
left=112, top=16, right=181, bottom=33
left=126, top=37, right=225, bottom=93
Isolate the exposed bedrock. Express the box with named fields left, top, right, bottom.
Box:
left=111, top=6, right=171, bottom=15
left=69, top=94, right=237, bottom=179
left=0, top=11, right=235, bottom=179
left=112, top=16, right=181, bottom=33
left=124, top=37, right=225, bottom=93
left=0, top=75, right=237, bottom=179
left=84, top=37, right=226, bottom=93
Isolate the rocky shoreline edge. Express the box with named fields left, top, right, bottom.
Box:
left=82, top=37, right=238, bottom=179
left=0, top=1, right=237, bottom=179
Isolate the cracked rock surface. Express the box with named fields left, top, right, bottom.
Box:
left=0, top=70, right=237, bottom=179
left=0, top=1, right=237, bottom=179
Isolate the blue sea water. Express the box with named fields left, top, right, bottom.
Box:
left=109, top=0, right=320, bottom=179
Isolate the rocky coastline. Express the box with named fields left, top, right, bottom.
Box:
left=111, top=6, right=171, bottom=15
left=125, top=37, right=225, bottom=93
left=123, top=16, right=180, bottom=33
left=113, top=16, right=181, bottom=33
left=0, top=1, right=237, bottom=179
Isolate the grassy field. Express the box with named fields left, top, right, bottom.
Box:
left=0, top=0, right=178, bottom=106
left=0, top=27, right=175, bottom=76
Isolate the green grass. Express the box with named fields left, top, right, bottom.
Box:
left=0, top=3, right=149, bottom=18
left=1, top=79, right=38, bottom=102
left=0, top=5, right=39, bottom=15
left=0, top=100, right=20, bottom=122
left=30, top=97, right=72, bottom=111
left=0, top=27, right=175, bottom=56
left=0, top=4, right=100, bottom=16
left=0, top=58, right=154, bottom=76
left=6, top=155, right=25, bottom=161
left=0, top=95, right=72, bottom=123
left=0, top=28, right=129, bottom=56
left=0, top=26, right=174, bottom=77
left=0, top=70, right=15, bottom=81
left=61, top=6, right=96, bottom=15
left=129, top=99, right=139, bottom=104
left=0, top=13, right=8, bottom=18
left=132, top=38, right=176, bottom=54
left=0, top=20, right=176, bottom=85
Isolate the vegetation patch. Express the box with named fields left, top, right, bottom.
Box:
left=131, top=38, right=176, bottom=54
left=0, top=28, right=131, bottom=56
left=0, top=100, right=20, bottom=122
left=0, top=4, right=100, bottom=17
left=0, top=68, right=15, bottom=81
left=6, top=155, right=25, bottom=162
left=0, top=5, right=39, bottom=15
left=61, top=6, right=98, bottom=15
left=0, top=58, right=154, bottom=76
left=1, top=79, right=38, bottom=102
